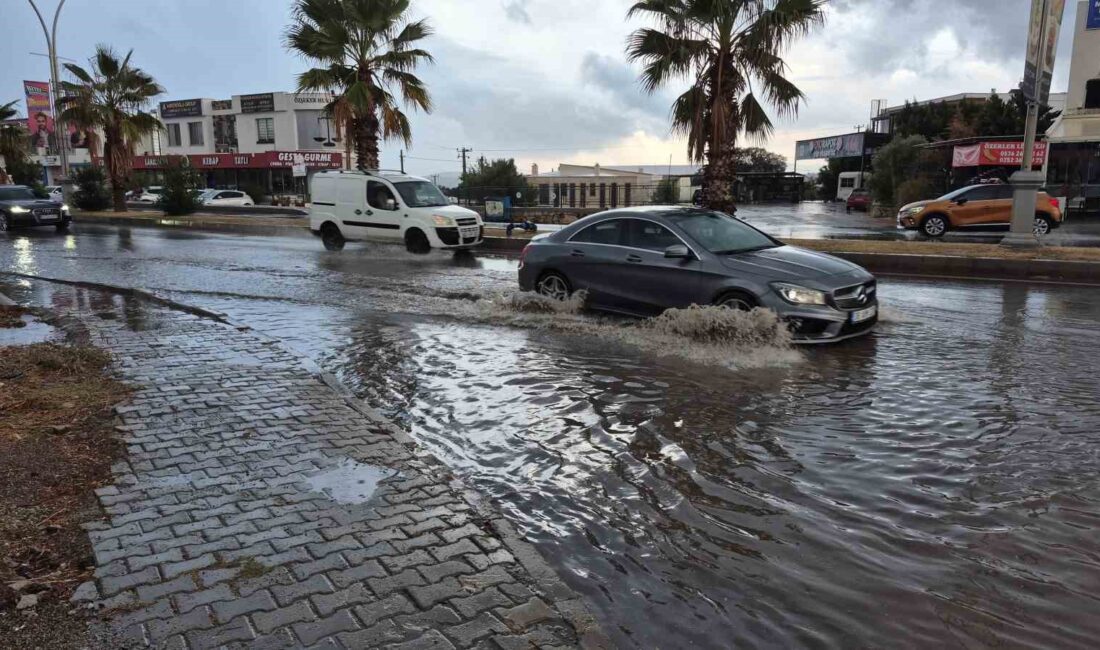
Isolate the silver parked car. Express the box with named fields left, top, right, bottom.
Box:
left=517, top=207, right=878, bottom=342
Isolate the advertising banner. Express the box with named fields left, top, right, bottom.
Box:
left=211, top=99, right=233, bottom=111
left=132, top=151, right=342, bottom=170
left=159, top=99, right=203, bottom=119
left=24, top=80, right=54, bottom=150
left=1022, top=0, right=1066, bottom=103
left=1090, top=0, right=1100, bottom=29
left=240, top=93, right=275, bottom=114
left=951, top=141, right=1048, bottom=167
left=795, top=133, right=864, bottom=160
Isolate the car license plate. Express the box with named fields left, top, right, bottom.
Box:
left=851, top=305, right=877, bottom=324
left=460, top=227, right=479, bottom=238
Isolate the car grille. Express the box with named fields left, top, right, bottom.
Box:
left=831, top=280, right=876, bottom=310
left=33, top=208, right=60, bottom=217
left=456, top=217, right=478, bottom=226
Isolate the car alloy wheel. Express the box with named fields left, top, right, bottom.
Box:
left=922, top=215, right=947, bottom=237
left=716, top=294, right=755, bottom=311
left=537, top=274, right=571, bottom=301
left=1033, top=215, right=1051, bottom=236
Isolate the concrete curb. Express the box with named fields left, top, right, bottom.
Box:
left=13, top=271, right=613, bottom=649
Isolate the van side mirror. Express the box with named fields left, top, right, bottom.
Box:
left=385, top=198, right=397, bottom=211
left=664, top=244, right=691, bottom=259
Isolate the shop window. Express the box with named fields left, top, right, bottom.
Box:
left=256, top=118, right=275, bottom=145
left=1086, top=79, right=1100, bottom=110
left=187, top=122, right=204, bottom=146
left=166, top=123, right=181, bottom=147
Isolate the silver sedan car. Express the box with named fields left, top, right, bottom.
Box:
left=517, top=207, right=878, bottom=343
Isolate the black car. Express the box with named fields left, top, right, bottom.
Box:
left=0, top=185, right=71, bottom=232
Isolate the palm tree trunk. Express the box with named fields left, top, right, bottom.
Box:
left=105, top=129, right=127, bottom=212
left=703, top=135, right=738, bottom=214
left=353, top=112, right=380, bottom=171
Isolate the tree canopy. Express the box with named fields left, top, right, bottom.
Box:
left=458, top=157, right=532, bottom=203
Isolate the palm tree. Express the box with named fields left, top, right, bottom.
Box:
left=56, top=46, right=163, bottom=211
left=627, top=0, right=824, bottom=212
left=286, top=0, right=434, bottom=171
left=0, top=101, right=28, bottom=182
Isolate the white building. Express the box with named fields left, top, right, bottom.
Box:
left=527, top=163, right=667, bottom=208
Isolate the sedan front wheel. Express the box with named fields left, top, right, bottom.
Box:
left=536, top=272, right=572, bottom=301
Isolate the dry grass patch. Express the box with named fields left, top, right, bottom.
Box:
left=0, top=343, right=132, bottom=645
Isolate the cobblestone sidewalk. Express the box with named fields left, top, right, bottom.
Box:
left=64, top=293, right=605, bottom=649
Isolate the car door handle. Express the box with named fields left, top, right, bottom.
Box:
left=626, top=254, right=643, bottom=263
left=570, top=249, right=585, bottom=257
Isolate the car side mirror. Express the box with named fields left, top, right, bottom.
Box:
left=954, top=198, right=968, bottom=206
left=385, top=198, right=397, bottom=211
left=664, top=244, right=691, bottom=259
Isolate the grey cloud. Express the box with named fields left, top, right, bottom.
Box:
left=503, top=0, right=531, bottom=24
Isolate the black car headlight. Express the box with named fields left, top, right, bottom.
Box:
left=771, top=282, right=827, bottom=305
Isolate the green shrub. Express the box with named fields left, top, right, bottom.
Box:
left=241, top=183, right=267, bottom=205
left=72, top=167, right=111, bottom=211
left=155, top=157, right=201, bottom=216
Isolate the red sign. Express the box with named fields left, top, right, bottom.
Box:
left=951, top=141, right=1047, bottom=168
left=132, top=151, right=342, bottom=170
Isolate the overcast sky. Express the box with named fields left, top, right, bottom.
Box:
left=0, top=0, right=1082, bottom=177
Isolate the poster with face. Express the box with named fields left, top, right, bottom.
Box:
left=24, top=81, right=55, bottom=150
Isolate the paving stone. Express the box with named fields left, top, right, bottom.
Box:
left=100, top=565, right=160, bottom=597
left=393, top=605, right=463, bottom=633
left=389, top=629, right=459, bottom=650
left=337, top=619, right=406, bottom=647
left=127, top=547, right=183, bottom=572
left=310, top=582, right=373, bottom=617
left=368, top=569, right=426, bottom=597
left=408, top=577, right=469, bottom=610
left=444, top=613, right=509, bottom=647
left=270, top=573, right=334, bottom=607
left=451, top=588, right=514, bottom=619
left=381, top=549, right=435, bottom=573
left=419, top=560, right=475, bottom=584
left=136, top=574, right=197, bottom=603
left=431, top=539, right=480, bottom=562
left=496, top=598, right=558, bottom=632
left=147, top=606, right=215, bottom=641
left=354, top=593, right=417, bottom=627
left=212, top=589, right=277, bottom=624
left=292, top=608, right=359, bottom=646
left=252, top=599, right=317, bottom=635
left=174, top=583, right=235, bottom=614
left=162, top=552, right=217, bottom=579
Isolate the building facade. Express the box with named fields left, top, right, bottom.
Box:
left=528, top=164, right=666, bottom=208
left=137, top=91, right=346, bottom=195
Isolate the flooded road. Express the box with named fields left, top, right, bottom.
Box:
left=4, top=225, right=1100, bottom=648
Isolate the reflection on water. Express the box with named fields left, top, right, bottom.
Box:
left=184, top=279, right=1100, bottom=648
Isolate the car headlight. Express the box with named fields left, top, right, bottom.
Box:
left=431, top=214, right=454, bottom=227
left=61, top=204, right=70, bottom=212
left=772, top=282, right=828, bottom=305
left=906, top=206, right=924, bottom=215
left=10, top=206, right=29, bottom=214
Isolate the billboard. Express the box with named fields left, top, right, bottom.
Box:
left=951, top=141, right=1048, bottom=168
left=132, top=151, right=342, bottom=170
left=24, top=80, right=54, bottom=150
left=1090, top=0, right=1100, bottom=29
left=795, top=133, right=865, bottom=160
left=159, top=99, right=203, bottom=119
left=1022, top=0, right=1066, bottom=103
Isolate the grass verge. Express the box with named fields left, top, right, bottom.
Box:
left=0, top=343, right=132, bottom=648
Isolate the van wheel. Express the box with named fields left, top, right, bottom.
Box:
left=321, top=223, right=345, bottom=251
left=714, top=290, right=757, bottom=311
left=405, top=229, right=431, bottom=254
left=920, top=214, right=948, bottom=237
left=1033, top=214, right=1052, bottom=236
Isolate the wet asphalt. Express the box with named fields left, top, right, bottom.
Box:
left=3, top=223, right=1100, bottom=648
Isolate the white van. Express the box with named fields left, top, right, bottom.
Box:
left=309, top=170, right=483, bottom=253
left=835, top=172, right=869, bottom=202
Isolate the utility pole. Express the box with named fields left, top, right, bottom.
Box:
left=399, top=150, right=405, bottom=173
left=854, top=124, right=866, bottom=189
left=27, top=0, right=69, bottom=180
left=457, top=147, right=471, bottom=205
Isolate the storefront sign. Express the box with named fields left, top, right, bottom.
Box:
left=795, top=133, right=864, bottom=160
left=240, top=93, right=275, bottom=114
left=952, top=141, right=1048, bottom=168
left=292, top=93, right=332, bottom=107
left=1089, top=0, right=1100, bottom=29
left=1022, top=0, right=1065, bottom=103
left=132, top=151, right=342, bottom=170
left=159, top=99, right=203, bottom=119
left=211, top=99, right=233, bottom=111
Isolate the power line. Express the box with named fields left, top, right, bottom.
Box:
left=404, top=155, right=461, bottom=163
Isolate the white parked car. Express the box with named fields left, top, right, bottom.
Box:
left=200, top=190, right=254, bottom=207
left=45, top=185, right=64, bottom=203
left=133, top=186, right=164, bottom=203
left=309, top=170, right=483, bottom=253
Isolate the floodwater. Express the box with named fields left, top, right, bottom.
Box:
left=3, top=225, right=1100, bottom=648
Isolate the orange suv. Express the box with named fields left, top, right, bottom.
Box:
left=897, top=184, right=1062, bottom=237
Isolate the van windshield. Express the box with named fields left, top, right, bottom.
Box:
left=394, top=181, right=448, bottom=207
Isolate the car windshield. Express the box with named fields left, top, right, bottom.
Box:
left=665, top=211, right=780, bottom=254
left=393, top=180, right=448, bottom=207
left=0, top=187, right=37, bottom=201
left=938, top=186, right=976, bottom=201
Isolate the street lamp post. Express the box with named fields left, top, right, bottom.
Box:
left=27, top=0, right=69, bottom=180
